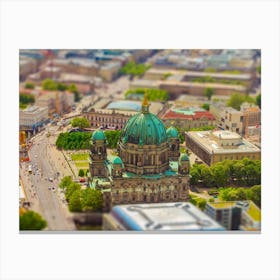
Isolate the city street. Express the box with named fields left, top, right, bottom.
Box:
left=20, top=126, right=76, bottom=230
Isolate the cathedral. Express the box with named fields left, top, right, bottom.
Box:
left=88, top=95, right=190, bottom=211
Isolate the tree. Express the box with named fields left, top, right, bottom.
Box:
left=59, top=176, right=72, bottom=191
left=235, top=187, right=247, bottom=200
left=68, top=84, right=81, bottom=102
left=231, top=161, right=246, bottom=185
left=20, top=93, right=35, bottom=105
left=71, top=117, right=90, bottom=129
left=56, top=132, right=92, bottom=150
left=247, top=185, right=261, bottom=208
left=78, top=169, right=85, bottom=177
left=202, top=103, right=210, bottom=111
left=42, top=79, right=58, bottom=90
left=204, top=67, right=217, bottom=73
left=25, top=82, right=35, bottom=89
left=197, top=198, right=207, bottom=210
left=120, top=61, right=150, bottom=77
left=227, top=93, right=255, bottom=111
left=104, top=130, right=121, bottom=148
left=65, top=182, right=81, bottom=201
left=243, top=161, right=261, bottom=186
left=57, top=83, right=68, bottom=91
left=204, top=87, right=214, bottom=101
left=218, top=185, right=261, bottom=208
left=256, top=65, right=261, bottom=75
left=125, top=88, right=169, bottom=102
left=256, top=94, right=261, bottom=109
left=20, top=210, right=47, bottom=230
left=81, top=188, right=103, bottom=212
left=68, top=84, right=78, bottom=94
left=69, top=190, right=82, bottom=212
left=190, top=164, right=212, bottom=186
left=162, top=72, right=172, bottom=80
left=211, top=162, right=230, bottom=187
left=189, top=125, right=216, bottom=131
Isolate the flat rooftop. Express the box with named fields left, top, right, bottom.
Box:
left=160, top=80, right=246, bottom=91
left=106, top=100, right=163, bottom=115
left=21, top=105, right=47, bottom=114
left=129, top=79, right=160, bottom=88
left=212, top=130, right=241, bottom=140
left=86, top=107, right=136, bottom=117
left=186, top=130, right=261, bottom=154
left=207, top=201, right=261, bottom=222
left=111, top=202, right=225, bottom=231
left=59, top=73, right=95, bottom=83
left=145, top=68, right=251, bottom=80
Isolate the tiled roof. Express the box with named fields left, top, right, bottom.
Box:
left=162, top=109, right=215, bottom=121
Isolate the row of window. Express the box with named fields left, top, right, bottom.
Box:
left=87, top=115, right=127, bottom=124
left=218, top=154, right=256, bottom=161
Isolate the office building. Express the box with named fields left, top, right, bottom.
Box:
left=205, top=200, right=261, bottom=231
left=185, top=130, right=261, bottom=166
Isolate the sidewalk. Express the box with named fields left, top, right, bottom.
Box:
left=19, top=164, right=42, bottom=215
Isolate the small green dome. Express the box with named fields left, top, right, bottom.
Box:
left=92, top=129, right=106, bottom=141
left=120, top=112, right=167, bottom=145
left=179, top=153, right=189, bottom=162
left=166, top=126, right=179, bottom=138
left=112, top=156, right=123, bottom=165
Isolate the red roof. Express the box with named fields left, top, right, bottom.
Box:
left=162, top=109, right=215, bottom=121
left=19, top=88, right=34, bottom=94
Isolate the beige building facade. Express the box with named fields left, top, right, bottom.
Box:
left=185, top=130, right=261, bottom=166
left=83, top=108, right=136, bottom=130
left=210, top=102, right=261, bottom=136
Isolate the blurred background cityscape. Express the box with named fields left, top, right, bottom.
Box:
left=19, top=49, right=261, bottom=231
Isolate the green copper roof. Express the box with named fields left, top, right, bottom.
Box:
left=179, top=153, right=189, bottom=162
left=112, top=156, right=123, bottom=165
left=166, top=126, right=179, bottom=138
left=108, top=155, right=123, bottom=165
left=120, top=111, right=167, bottom=145
left=92, top=129, right=106, bottom=141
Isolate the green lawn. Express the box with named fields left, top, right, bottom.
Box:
left=75, top=162, right=89, bottom=169
left=71, top=153, right=89, bottom=161
left=70, top=153, right=90, bottom=172
left=247, top=202, right=261, bottom=222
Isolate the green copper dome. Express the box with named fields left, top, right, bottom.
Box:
left=179, top=153, right=189, bottom=162
left=120, top=99, right=167, bottom=145
left=112, top=156, right=123, bottom=165
left=92, top=129, right=106, bottom=141
left=166, top=126, right=179, bottom=138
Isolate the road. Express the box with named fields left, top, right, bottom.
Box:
left=20, top=126, right=76, bottom=231
left=19, top=75, right=132, bottom=230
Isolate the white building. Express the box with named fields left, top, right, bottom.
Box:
left=19, top=105, right=48, bottom=129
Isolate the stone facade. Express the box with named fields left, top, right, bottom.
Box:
left=89, top=97, right=190, bottom=211
left=110, top=176, right=189, bottom=206
left=83, top=108, right=135, bottom=130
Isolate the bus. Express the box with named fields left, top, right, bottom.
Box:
left=28, top=165, right=32, bottom=174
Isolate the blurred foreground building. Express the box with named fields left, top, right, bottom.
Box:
left=103, top=202, right=225, bottom=231
left=19, top=106, right=48, bottom=136
left=205, top=200, right=261, bottom=231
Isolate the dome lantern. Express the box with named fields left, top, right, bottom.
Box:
left=141, top=92, right=150, bottom=114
